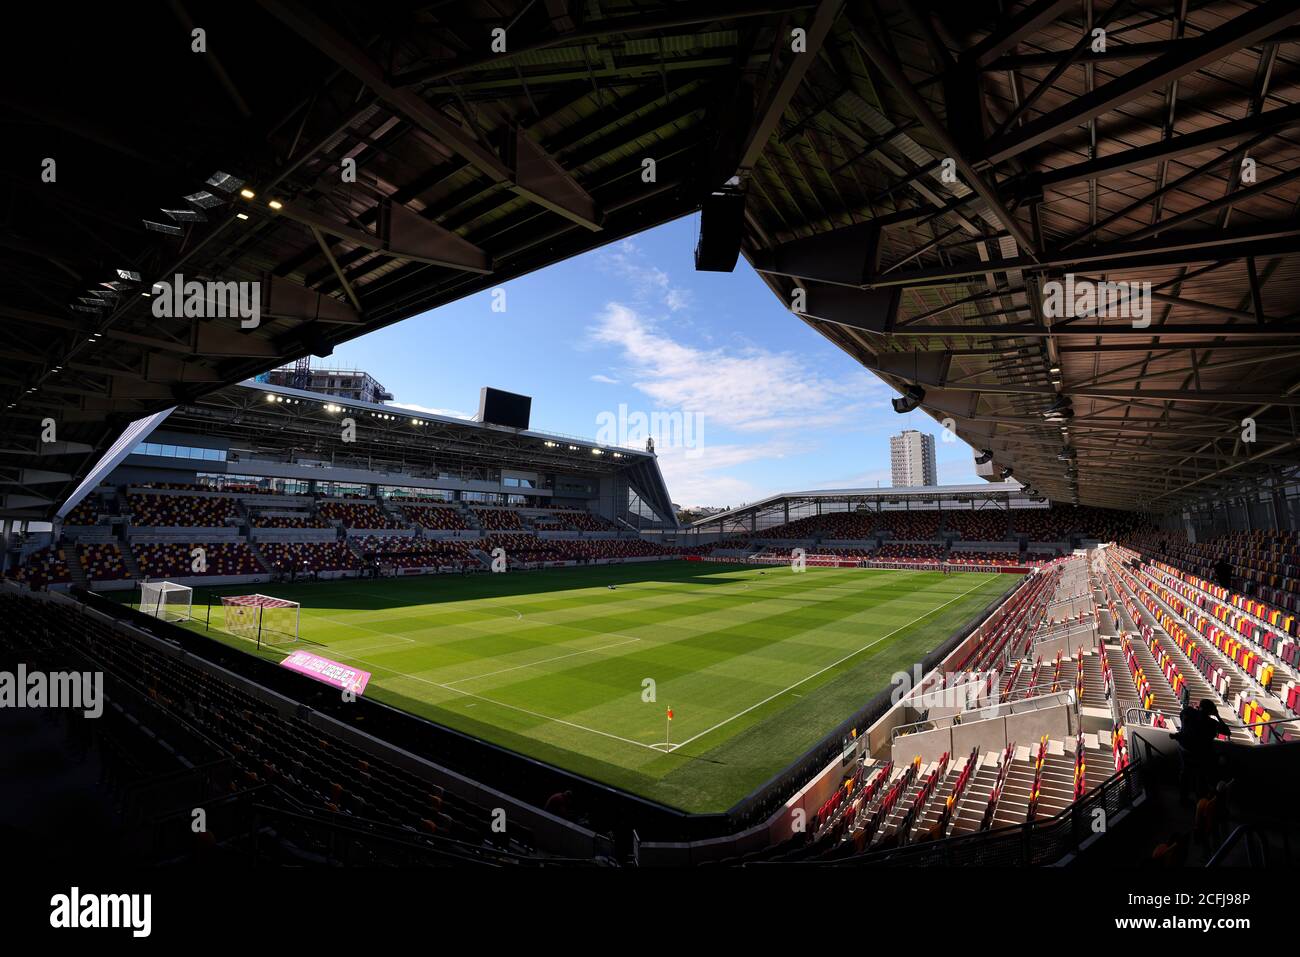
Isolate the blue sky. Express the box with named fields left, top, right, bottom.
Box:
left=325, top=214, right=980, bottom=508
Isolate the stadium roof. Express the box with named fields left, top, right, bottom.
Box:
left=186, top=378, right=659, bottom=472
left=6, top=1, right=1300, bottom=518
left=58, top=378, right=676, bottom=524
left=689, top=480, right=1036, bottom=531
left=0, top=1, right=804, bottom=518
left=739, top=0, right=1300, bottom=512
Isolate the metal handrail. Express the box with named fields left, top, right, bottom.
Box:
left=1046, top=594, right=1092, bottom=608
left=1032, top=619, right=1094, bottom=642
left=1206, top=823, right=1267, bottom=868
left=1006, top=678, right=1082, bottom=700
left=1124, top=706, right=1182, bottom=729
left=891, top=690, right=1075, bottom=741
left=819, top=758, right=1143, bottom=866
left=1125, top=706, right=1300, bottom=739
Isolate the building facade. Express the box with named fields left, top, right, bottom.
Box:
left=890, top=430, right=937, bottom=487
left=259, top=365, right=393, bottom=404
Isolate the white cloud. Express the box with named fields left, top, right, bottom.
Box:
left=589, top=373, right=619, bottom=384
left=586, top=300, right=895, bottom=508
left=584, top=243, right=901, bottom=508
left=664, top=287, right=691, bottom=313
left=599, top=239, right=691, bottom=312
left=390, top=401, right=473, bottom=420
left=808, top=466, right=894, bottom=490
left=651, top=440, right=805, bottom=510
left=589, top=302, right=882, bottom=434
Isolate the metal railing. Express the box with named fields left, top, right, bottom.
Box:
left=1031, top=618, right=1095, bottom=645
left=891, top=690, right=1076, bottom=742
left=1235, top=713, right=1300, bottom=744
left=1126, top=706, right=1300, bottom=743
left=1124, top=706, right=1181, bottom=729
left=1206, top=824, right=1268, bottom=867
left=818, top=759, right=1144, bottom=867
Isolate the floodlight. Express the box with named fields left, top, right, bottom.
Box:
left=185, top=191, right=224, bottom=209
left=205, top=171, right=245, bottom=193
left=143, top=220, right=183, bottom=236
left=164, top=207, right=207, bottom=223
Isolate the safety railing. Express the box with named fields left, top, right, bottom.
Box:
left=1031, top=618, right=1095, bottom=645
left=814, top=760, right=1144, bottom=867
left=891, top=690, right=1076, bottom=742
left=1124, top=706, right=1181, bottom=730
left=1206, top=823, right=1268, bottom=867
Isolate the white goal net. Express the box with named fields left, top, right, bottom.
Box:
left=139, top=581, right=193, bottom=621
left=221, top=594, right=301, bottom=646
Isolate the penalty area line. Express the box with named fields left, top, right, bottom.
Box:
left=315, top=646, right=665, bottom=753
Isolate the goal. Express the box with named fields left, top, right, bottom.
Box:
left=139, top=581, right=193, bottom=622
left=221, top=594, right=301, bottom=647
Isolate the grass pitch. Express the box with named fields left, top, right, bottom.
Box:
left=150, top=562, right=1016, bottom=812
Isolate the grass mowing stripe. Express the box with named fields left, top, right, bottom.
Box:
left=666, top=573, right=999, bottom=752
left=444, top=636, right=643, bottom=685
left=137, top=562, right=1018, bottom=811
left=290, top=640, right=664, bottom=752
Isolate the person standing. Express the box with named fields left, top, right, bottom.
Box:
left=1172, top=698, right=1230, bottom=802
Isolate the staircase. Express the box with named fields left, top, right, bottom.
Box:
left=950, top=753, right=1005, bottom=835
left=1078, top=649, right=1112, bottom=710
left=249, top=541, right=273, bottom=572
left=120, top=541, right=143, bottom=582
left=66, top=545, right=89, bottom=588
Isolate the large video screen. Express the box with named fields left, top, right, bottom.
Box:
left=477, top=387, right=532, bottom=430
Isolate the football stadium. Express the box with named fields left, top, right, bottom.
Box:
left=2, top=0, right=1299, bottom=922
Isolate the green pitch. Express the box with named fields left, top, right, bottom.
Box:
left=160, top=562, right=1016, bottom=812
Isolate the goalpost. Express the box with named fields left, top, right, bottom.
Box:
left=221, top=594, right=301, bottom=648
left=139, top=581, right=193, bottom=622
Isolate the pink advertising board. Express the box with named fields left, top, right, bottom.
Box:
left=279, top=650, right=371, bottom=695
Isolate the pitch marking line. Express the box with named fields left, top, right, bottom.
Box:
left=303, top=611, right=417, bottom=644
left=443, top=637, right=642, bottom=686
left=316, top=646, right=663, bottom=752
left=338, top=639, right=420, bottom=656
left=665, top=573, right=1001, bottom=753
left=284, top=569, right=1002, bottom=758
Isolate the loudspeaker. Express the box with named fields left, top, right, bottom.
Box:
left=694, top=190, right=746, bottom=272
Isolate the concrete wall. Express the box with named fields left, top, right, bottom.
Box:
left=249, top=528, right=336, bottom=543
left=130, top=526, right=240, bottom=541
left=891, top=700, right=1077, bottom=765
